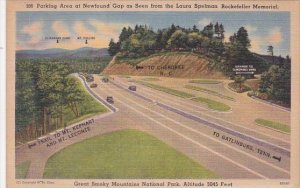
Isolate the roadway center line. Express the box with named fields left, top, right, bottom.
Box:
left=117, top=78, right=290, bottom=145
left=102, top=83, right=290, bottom=177
left=110, top=87, right=290, bottom=174
left=106, top=90, right=268, bottom=179
left=112, top=80, right=290, bottom=157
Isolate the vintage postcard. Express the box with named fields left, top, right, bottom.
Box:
left=6, top=0, right=300, bottom=188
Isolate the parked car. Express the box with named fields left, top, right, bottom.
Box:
left=106, top=96, right=114, bottom=104
left=102, top=77, right=109, bottom=83
left=90, top=83, right=97, bottom=88
left=128, top=85, right=136, bottom=91
left=86, top=75, right=94, bottom=82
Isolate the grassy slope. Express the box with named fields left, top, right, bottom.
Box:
left=192, top=97, right=231, bottom=112
left=189, top=80, right=222, bottom=84
left=255, top=119, right=290, bottom=133
left=43, top=129, right=218, bottom=179
left=16, top=161, right=31, bottom=179
left=141, top=77, right=160, bottom=81
left=134, top=81, right=194, bottom=98
left=63, top=77, right=108, bottom=126
left=118, top=75, right=131, bottom=78
left=228, top=82, right=251, bottom=93
left=132, top=81, right=230, bottom=111
left=185, top=85, right=235, bottom=101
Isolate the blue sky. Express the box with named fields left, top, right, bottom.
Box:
left=17, top=11, right=290, bottom=56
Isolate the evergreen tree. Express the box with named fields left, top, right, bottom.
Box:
left=236, top=27, right=251, bottom=49
left=15, top=60, right=38, bottom=136
left=192, top=25, right=199, bottom=33
left=202, top=23, right=214, bottom=39
left=223, top=27, right=255, bottom=76
left=108, top=39, right=120, bottom=56
left=119, top=27, right=132, bottom=42
left=219, top=24, right=225, bottom=41
left=267, top=45, right=274, bottom=64
left=259, top=56, right=291, bottom=105
left=214, top=22, right=220, bottom=37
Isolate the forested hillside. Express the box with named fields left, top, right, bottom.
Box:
left=15, top=60, right=108, bottom=143
left=108, top=23, right=270, bottom=77
left=108, top=23, right=291, bottom=106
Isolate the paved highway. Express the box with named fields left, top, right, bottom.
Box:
left=92, top=75, right=290, bottom=179
left=15, top=74, right=290, bottom=179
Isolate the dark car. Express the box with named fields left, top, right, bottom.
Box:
left=90, top=83, right=98, bottom=88
left=86, top=75, right=94, bottom=82
left=102, top=77, right=109, bottom=83
left=128, top=85, right=136, bottom=91
left=106, top=96, right=114, bottom=104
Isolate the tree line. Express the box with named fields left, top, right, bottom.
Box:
left=109, top=23, right=224, bottom=58
left=17, top=57, right=111, bottom=74
left=258, top=55, right=291, bottom=105
left=16, top=60, right=85, bottom=140
left=108, top=23, right=270, bottom=77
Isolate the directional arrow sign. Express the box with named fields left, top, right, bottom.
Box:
left=272, top=155, right=281, bottom=162
left=136, top=65, right=144, bottom=70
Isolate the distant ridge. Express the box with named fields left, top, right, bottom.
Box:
left=16, top=47, right=109, bottom=58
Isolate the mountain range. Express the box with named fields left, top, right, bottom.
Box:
left=16, top=47, right=109, bottom=59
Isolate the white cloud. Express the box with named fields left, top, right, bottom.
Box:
left=52, top=21, right=70, bottom=36
left=90, top=20, right=118, bottom=41
left=19, top=21, right=46, bottom=49
left=244, top=25, right=257, bottom=34
left=48, top=20, right=128, bottom=49
left=198, top=18, right=213, bottom=29
left=21, top=21, right=43, bottom=35
left=250, top=36, right=264, bottom=53
left=250, top=27, right=284, bottom=54
left=224, top=30, right=234, bottom=43
left=223, top=25, right=284, bottom=55
left=89, top=20, right=133, bottom=41
left=73, top=21, right=95, bottom=37
left=267, top=27, right=283, bottom=45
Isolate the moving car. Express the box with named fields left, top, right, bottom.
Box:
left=128, top=85, right=136, bottom=91
left=90, top=83, right=97, bottom=88
left=106, top=96, right=114, bottom=104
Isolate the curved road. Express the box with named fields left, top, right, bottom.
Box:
left=15, top=74, right=290, bottom=179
